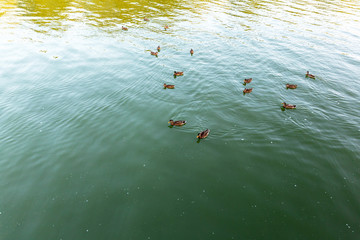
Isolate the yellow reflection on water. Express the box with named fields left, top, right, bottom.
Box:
left=11, top=0, right=186, bottom=20
left=1, top=0, right=359, bottom=33
left=0, top=0, right=17, bottom=17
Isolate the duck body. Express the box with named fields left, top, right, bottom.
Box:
left=164, top=25, right=169, bottom=30
left=243, top=88, right=253, bottom=93
left=122, top=26, right=128, bottom=30
left=244, top=78, right=252, bottom=84
left=306, top=71, right=315, bottom=79
left=144, top=17, right=150, bottom=21
left=150, top=51, right=158, bottom=56
left=282, top=102, right=296, bottom=109
left=168, top=120, right=186, bottom=126
left=174, top=71, right=184, bottom=76
left=286, top=84, right=297, bottom=89
left=197, top=129, right=210, bottom=139
left=157, top=46, right=161, bottom=51
left=164, top=83, right=175, bottom=89
left=190, top=49, right=194, bottom=55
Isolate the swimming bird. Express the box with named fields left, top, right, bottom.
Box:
left=174, top=71, right=183, bottom=76
left=243, top=88, right=253, bottom=93
left=150, top=51, right=158, bottom=56
left=197, top=129, right=210, bottom=139
left=282, top=102, right=296, bottom=109
left=164, top=25, right=169, bottom=30
left=286, top=84, right=297, bottom=89
left=164, top=83, right=175, bottom=89
left=144, top=17, right=150, bottom=21
left=243, top=78, right=252, bottom=85
left=157, top=46, right=161, bottom=51
left=168, top=120, right=186, bottom=126
left=306, top=71, right=315, bottom=79
left=190, top=49, right=194, bottom=55
left=122, top=26, right=128, bottom=30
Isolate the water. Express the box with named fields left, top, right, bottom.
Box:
left=1, top=0, right=360, bottom=239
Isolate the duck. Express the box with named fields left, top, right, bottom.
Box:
left=190, top=49, right=194, bottom=55
left=157, top=46, right=161, bottom=51
left=197, top=129, right=210, bottom=139
left=144, top=17, right=150, bottom=21
left=168, top=120, right=186, bottom=126
left=150, top=51, right=158, bottom=56
left=164, top=83, right=175, bottom=89
left=164, top=25, right=169, bottom=30
left=122, top=26, right=128, bottom=30
left=282, top=102, right=296, bottom=109
left=243, top=78, right=252, bottom=84
left=306, top=71, right=315, bottom=79
left=286, top=84, right=297, bottom=89
left=174, top=71, right=184, bottom=76
left=243, top=88, right=253, bottom=93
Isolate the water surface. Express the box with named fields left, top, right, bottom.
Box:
left=1, top=0, right=360, bottom=239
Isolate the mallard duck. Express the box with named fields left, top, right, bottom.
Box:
left=164, top=83, right=174, bottom=89
left=174, top=71, right=184, bottom=76
left=244, top=78, right=252, bottom=84
left=286, top=84, right=297, bottom=89
left=150, top=51, right=158, bottom=56
left=122, top=26, right=128, bottom=30
left=144, top=17, right=150, bottom=21
left=164, top=25, right=169, bottom=30
left=157, top=46, right=161, bottom=51
left=306, top=71, right=315, bottom=79
left=243, top=88, right=253, bottom=93
left=197, top=129, right=210, bottom=139
left=168, top=120, right=186, bottom=126
left=282, top=102, right=296, bottom=109
left=190, top=49, right=194, bottom=55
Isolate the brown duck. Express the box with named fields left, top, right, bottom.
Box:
left=164, top=83, right=175, bottom=89
left=150, top=51, right=158, bottom=56
left=243, top=88, right=253, bottom=93
left=286, top=84, right=297, bottom=89
left=174, top=71, right=184, bottom=76
left=164, top=25, right=169, bottom=30
left=144, top=17, right=150, bottom=21
left=197, top=129, right=210, bottom=139
left=190, top=49, right=194, bottom=55
left=168, top=120, right=186, bottom=126
left=244, top=78, right=252, bottom=84
left=282, top=102, right=296, bottom=109
left=306, top=71, right=315, bottom=79
left=122, top=26, right=128, bottom=30
left=157, top=46, right=161, bottom=51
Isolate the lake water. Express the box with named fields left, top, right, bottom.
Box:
left=1, top=0, right=360, bottom=239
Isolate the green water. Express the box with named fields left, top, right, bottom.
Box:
left=1, top=0, right=360, bottom=239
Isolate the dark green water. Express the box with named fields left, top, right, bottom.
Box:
left=1, top=0, right=360, bottom=239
